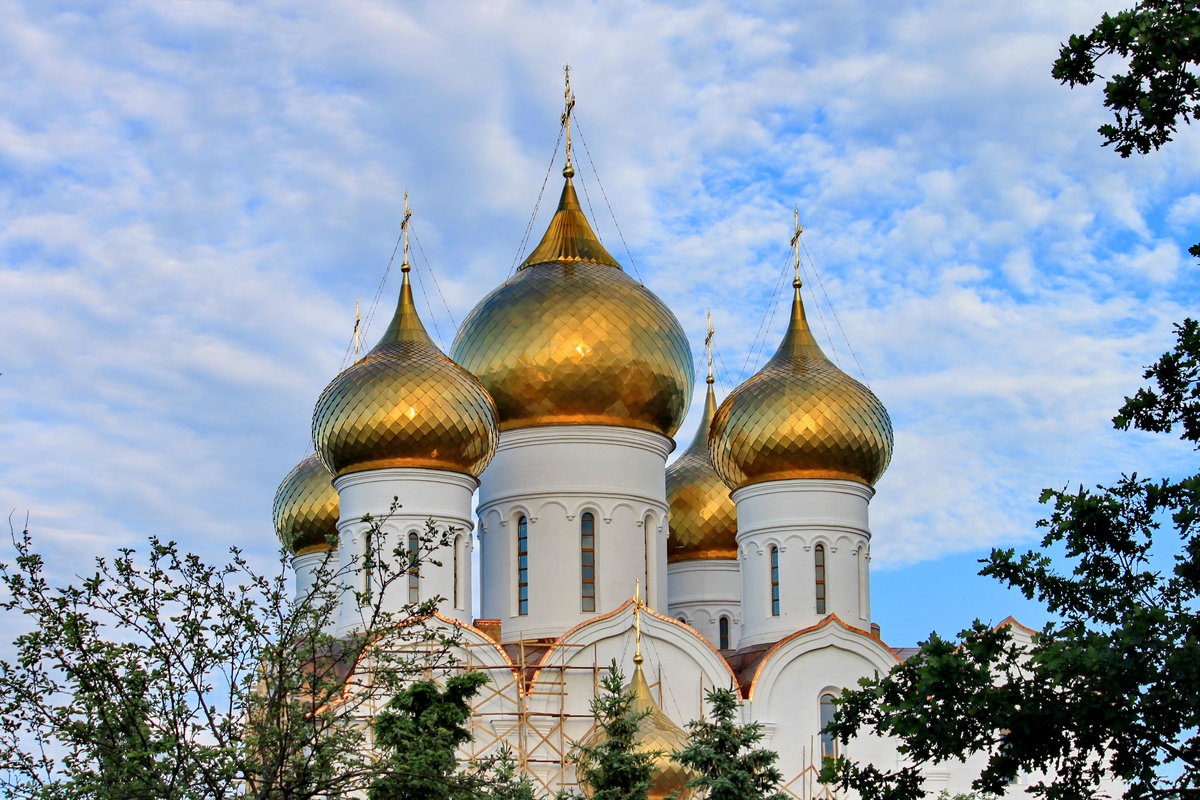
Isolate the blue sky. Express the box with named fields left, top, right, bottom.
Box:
left=2, top=0, right=1197, bottom=647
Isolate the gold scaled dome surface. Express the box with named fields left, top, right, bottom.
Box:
left=667, top=379, right=737, bottom=562
left=272, top=453, right=339, bottom=555
left=710, top=284, right=893, bottom=489
left=578, top=659, right=698, bottom=800
left=451, top=177, right=693, bottom=437
left=312, top=270, right=499, bottom=478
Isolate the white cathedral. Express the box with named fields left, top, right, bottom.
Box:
left=270, top=97, right=1037, bottom=799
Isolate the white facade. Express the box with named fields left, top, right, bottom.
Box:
left=734, top=479, right=874, bottom=648
left=666, top=559, right=741, bottom=650
left=333, top=467, right=477, bottom=630
left=476, top=425, right=671, bottom=641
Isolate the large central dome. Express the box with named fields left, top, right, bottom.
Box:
left=451, top=172, right=693, bottom=437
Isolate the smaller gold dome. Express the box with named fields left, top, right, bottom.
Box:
left=312, top=269, right=499, bottom=478
left=710, top=283, right=893, bottom=489
left=272, top=453, right=338, bottom=555
left=667, top=378, right=737, bottom=562
left=578, top=659, right=698, bottom=800
left=451, top=176, right=693, bottom=436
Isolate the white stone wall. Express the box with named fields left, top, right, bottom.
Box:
left=333, top=467, right=478, bottom=631
left=667, top=558, right=741, bottom=650
left=476, top=426, right=673, bottom=641
left=735, top=479, right=874, bottom=648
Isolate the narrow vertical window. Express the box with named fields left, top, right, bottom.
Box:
left=719, top=615, right=730, bottom=650
left=820, top=693, right=837, bottom=758
left=362, top=528, right=374, bottom=598
left=517, top=516, right=529, bottom=616
left=452, top=534, right=462, bottom=609
left=815, top=544, right=827, bottom=615
left=407, top=531, right=420, bottom=603
left=581, top=512, right=596, bottom=613
left=770, top=545, right=781, bottom=616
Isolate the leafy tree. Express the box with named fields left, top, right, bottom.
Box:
left=1053, top=0, right=1200, bottom=159
left=1052, top=0, right=1200, bottom=257
left=0, top=510, right=468, bottom=800
left=673, top=686, right=786, bottom=800
left=821, top=320, right=1200, bottom=800
left=368, top=671, right=536, bottom=800
left=559, top=661, right=655, bottom=800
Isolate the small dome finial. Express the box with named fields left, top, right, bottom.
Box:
left=562, top=64, right=576, bottom=179
left=704, top=310, right=715, bottom=385
left=401, top=192, right=413, bottom=273
left=790, top=208, right=804, bottom=289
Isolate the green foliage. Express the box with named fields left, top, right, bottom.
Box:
left=822, top=321, right=1200, bottom=800
left=559, top=661, right=655, bottom=800
left=673, top=686, right=786, bottom=800
left=368, top=671, right=536, bottom=800
left=0, top=510, right=466, bottom=800
left=1053, top=0, right=1200, bottom=158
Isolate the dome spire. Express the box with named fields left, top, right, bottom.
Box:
left=775, top=213, right=827, bottom=364
left=400, top=192, right=412, bottom=274
left=562, top=64, right=576, bottom=179
left=378, top=194, right=433, bottom=347
left=518, top=70, right=620, bottom=269
left=790, top=208, right=804, bottom=288
left=705, top=310, right=715, bottom=385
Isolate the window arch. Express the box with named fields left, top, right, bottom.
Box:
left=581, top=512, right=596, bottom=612
left=407, top=531, right=420, bottom=603
left=820, top=692, right=838, bottom=758
left=517, top=516, right=529, bottom=616
left=815, top=543, right=827, bottom=615
left=719, top=615, right=730, bottom=650
left=769, top=545, right=781, bottom=616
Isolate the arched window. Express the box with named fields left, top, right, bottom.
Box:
left=770, top=545, right=781, bottom=616
left=581, top=512, right=596, bottom=613
left=815, top=544, right=827, bottom=615
left=719, top=615, right=730, bottom=650
left=820, top=692, right=838, bottom=758
left=407, top=531, right=420, bottom=603
left=517, top=516, right=529, bottom=616
left=452, top=534, right=462, bottom=609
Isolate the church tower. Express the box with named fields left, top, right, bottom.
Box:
left=451, top=75, right=693, bottom=641
left=710, top=217, right=892, bottom=649
left=311, top=199, right=499, bottom=631
left=666, top=320, right=741, bottom=650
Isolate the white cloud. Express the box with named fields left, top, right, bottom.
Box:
left=1, top=0, right=1196, bottom=635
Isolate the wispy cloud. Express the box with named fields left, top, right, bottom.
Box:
left=2, top=0, right=1195, bottom=643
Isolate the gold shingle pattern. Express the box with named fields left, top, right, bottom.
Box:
left=519, top=179, right=620, bottom=268
left=666, top=381, right=737, bottom=562
left=313, top=273, right=499, bottom=478
left=272, top=453, right=338, bottom=554
left=451, top=179, right=692, bottom=436
left=711, top=286, right=892, bottom=489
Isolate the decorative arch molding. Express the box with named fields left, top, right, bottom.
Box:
left=746, top=521, right=870, bottom=540
left=747, top=615, right=899, bottom=702
left=533, top=499, right=570, bottom=522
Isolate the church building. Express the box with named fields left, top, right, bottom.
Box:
left=270, top=85, right=1034, bottom=799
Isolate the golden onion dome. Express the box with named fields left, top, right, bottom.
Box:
left=667, top=377, right=737, bottom=562
left=312, top=266, right=499, bottom=478
left=450, top=173, right=693, bottom=437
left=272, top=453, right=339, bottom=555
left=710, top=282, right=893, bottom=489
left=578, top=656, right=698, bottom=800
